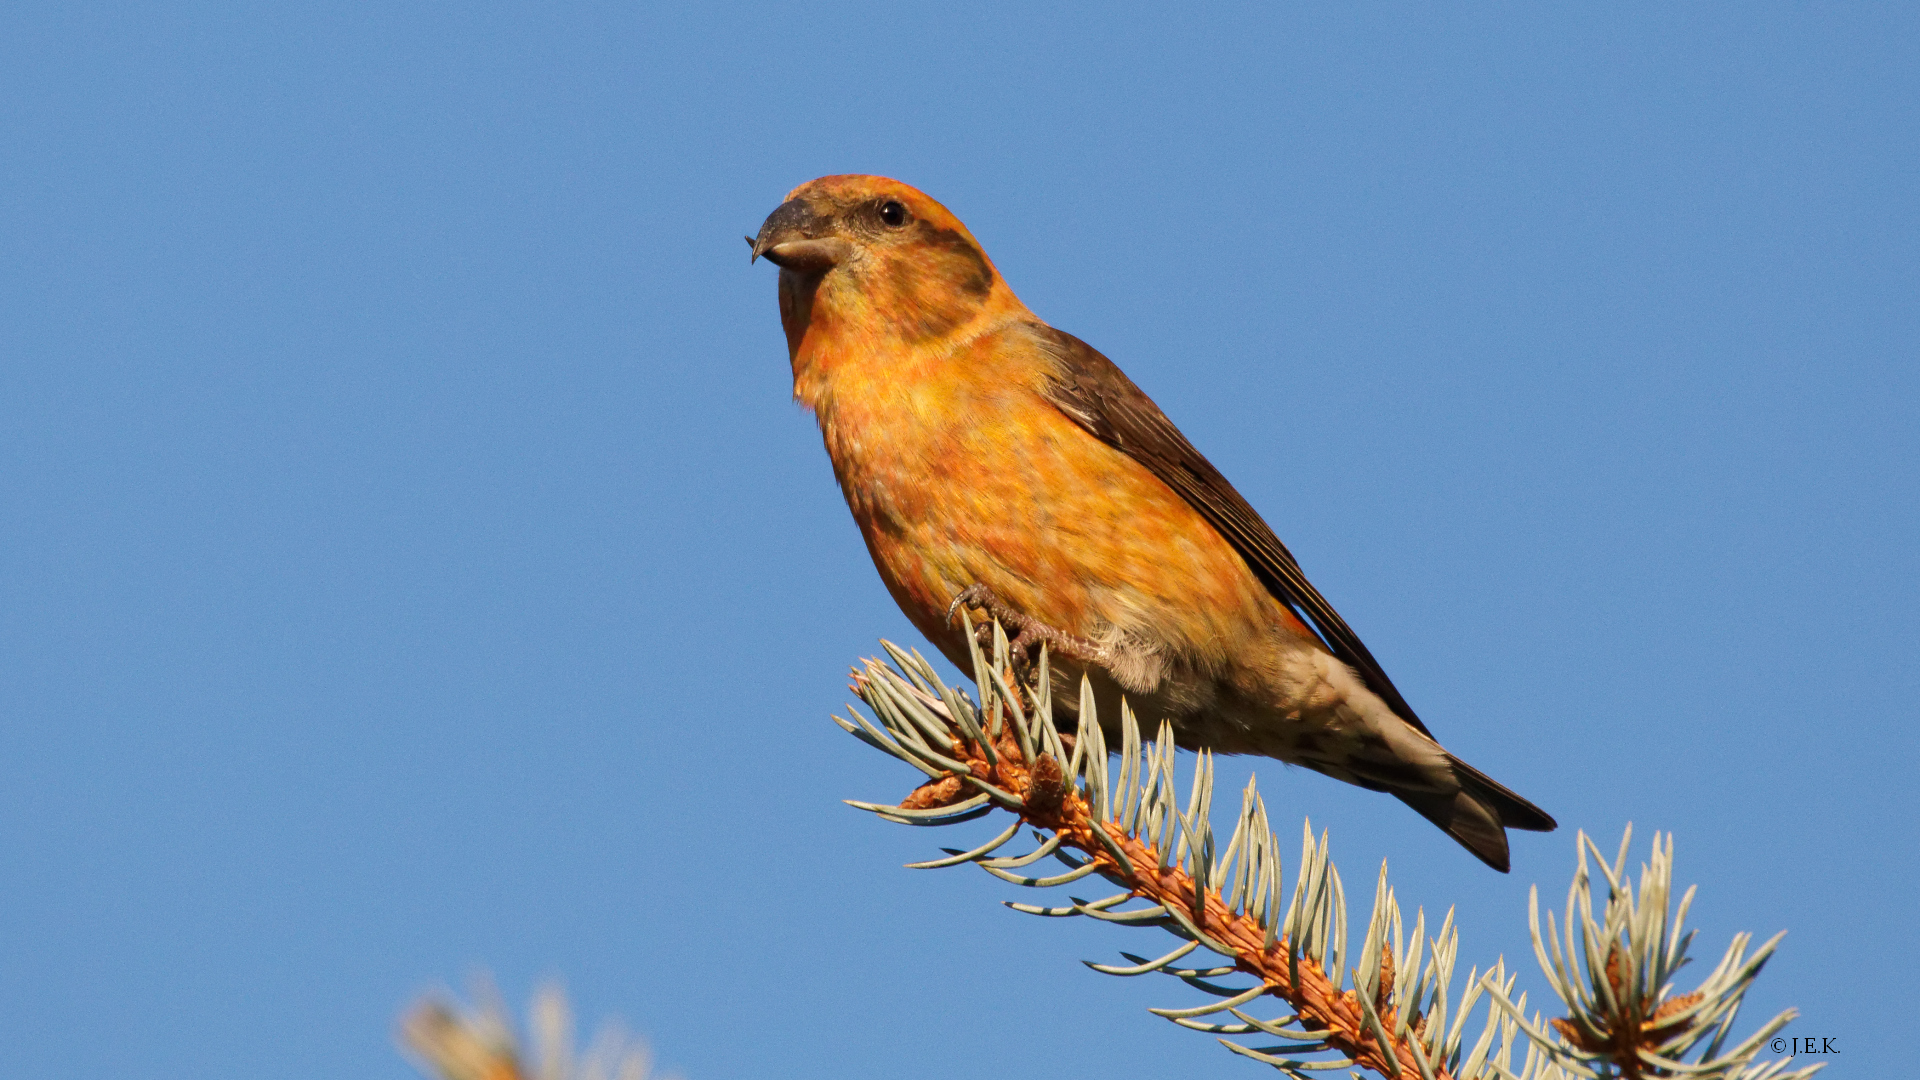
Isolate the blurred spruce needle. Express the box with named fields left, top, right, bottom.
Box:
left=399, top=978, right=672, bottom=1080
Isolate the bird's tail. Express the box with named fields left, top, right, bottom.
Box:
left=1394, top=757, right=1557, bottom=873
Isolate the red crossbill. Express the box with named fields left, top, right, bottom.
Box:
left=750, top=175, right=1554, bottom=871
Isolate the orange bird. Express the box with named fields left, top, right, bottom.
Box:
left=750, top=175, right=1555, bottom=871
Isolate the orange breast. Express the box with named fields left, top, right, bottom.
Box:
left=802, top=318, right=1293, bottom=672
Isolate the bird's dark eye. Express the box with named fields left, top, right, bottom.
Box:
left=878, top=200, right=908, bottom=227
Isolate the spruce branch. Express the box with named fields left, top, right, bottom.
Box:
left=836, top=618, right=1820, bottom=1080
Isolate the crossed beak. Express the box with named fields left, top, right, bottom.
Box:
left=747, top=198, right=853, bottom=272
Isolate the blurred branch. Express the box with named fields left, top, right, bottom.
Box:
left=834, top=616, right=1820, bottom=1080
left=399, top=978, right=671, bottom=1080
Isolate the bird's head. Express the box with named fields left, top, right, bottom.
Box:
left=750, top=175, right=1014, bottom=357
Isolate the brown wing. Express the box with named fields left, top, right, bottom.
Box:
left=1034, top=325, right=1435, bottom=739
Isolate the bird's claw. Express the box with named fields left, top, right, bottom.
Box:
left=947, top=584, right=1007, bottom=655
left=945, top=583, right=995, bottom=628
left=945, top=583, right=1103, bottom=669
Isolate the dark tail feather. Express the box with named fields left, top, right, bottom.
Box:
left=1395, top=757, right=1557, bottom=873
left=1451, top=756, right=1558, bottom=833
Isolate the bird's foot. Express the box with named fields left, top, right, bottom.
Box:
left=945, top=584, right=1105, bottom=673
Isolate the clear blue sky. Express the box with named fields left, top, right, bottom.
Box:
left=2, top=3, right=1912, bottom=1077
